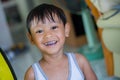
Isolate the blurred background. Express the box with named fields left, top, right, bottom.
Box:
left=0, top=0, right=120, bottom=80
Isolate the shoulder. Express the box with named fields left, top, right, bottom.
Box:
left=73, top=53, right=89, bottom=70
left=73, top=53, right=97, bottom=80
left=72, top=53, right=88, bottom=65
left=24, top=66, right=34, bottom=80
left=74, top=53, right=86, bottom=61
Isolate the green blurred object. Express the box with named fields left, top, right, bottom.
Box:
left=78, top=43, right=103, bottom=61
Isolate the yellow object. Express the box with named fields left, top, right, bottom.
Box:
left=0, top=48, right=16, bottom=80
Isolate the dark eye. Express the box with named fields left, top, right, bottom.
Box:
left=36, top=30, right=43, bottom=33
left=51, top=26, right=58, bottom=30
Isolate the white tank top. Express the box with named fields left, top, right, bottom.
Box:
left=32, top=53, right=85, bottom=80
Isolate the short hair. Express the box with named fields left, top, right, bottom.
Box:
left=26, top=3, right=67, bottom=34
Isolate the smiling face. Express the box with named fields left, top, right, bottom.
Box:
left=28, top=15, right=70, bottom=55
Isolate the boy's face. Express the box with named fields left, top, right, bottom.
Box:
left=28, top=15, right=70, bottom=54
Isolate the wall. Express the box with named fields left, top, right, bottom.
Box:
left=0, top=2, right=13, bottom=49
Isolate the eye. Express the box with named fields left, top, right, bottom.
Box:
left=51, top=26, right=58, bottom=30
left=36, top=30, right=43, bottom=34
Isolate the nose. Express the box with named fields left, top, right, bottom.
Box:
left=44, top=31, right=53, bottom=39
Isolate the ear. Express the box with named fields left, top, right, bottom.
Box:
left=27, top=33, right=35, bottom=45
left=65, top=23, right=71, bottom=37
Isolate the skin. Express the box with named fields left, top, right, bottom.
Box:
left=24, top=15, right=97, bottom=80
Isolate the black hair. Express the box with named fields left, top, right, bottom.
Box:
left=26, top=3, right=67, bottom=34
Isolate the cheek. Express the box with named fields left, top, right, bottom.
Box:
left=33, top=35, right=43, bottom=44
left=35, top=37, right=45, bottom=49
left=56, top=30, right=66, bottom=41
left=60, top=29, right=66, bottom=37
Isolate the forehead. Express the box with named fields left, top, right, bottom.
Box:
left=30, top=14, right=62, bottom=27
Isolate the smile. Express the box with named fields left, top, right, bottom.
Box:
left=44, top=40, right=57, bottom=46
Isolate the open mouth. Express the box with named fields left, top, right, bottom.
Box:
left=44, top=40, right=57, bottom=46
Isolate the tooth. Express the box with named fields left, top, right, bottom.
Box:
left=44, top=41, right=56, bottom=46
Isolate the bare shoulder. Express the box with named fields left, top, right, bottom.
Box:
left=74, top=53, right=89, bottom=68
left=74, top=53, right=98, bottom=80
left=24, top=66, right=34, bottom=80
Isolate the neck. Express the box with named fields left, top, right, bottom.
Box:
left=41, top=52, right=66, bottom=65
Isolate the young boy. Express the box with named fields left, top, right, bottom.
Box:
left=24, top=3, right=97, bottom=80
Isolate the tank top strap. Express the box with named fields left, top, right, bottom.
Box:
left=66, top=53, right=85, bottom=80
left=32, top=62, right=48, bottom=80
